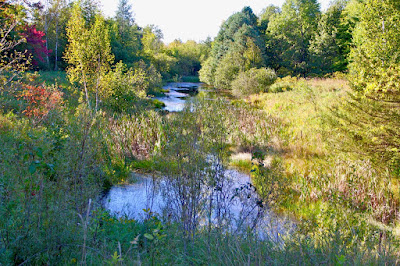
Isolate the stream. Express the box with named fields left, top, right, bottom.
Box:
left=155, top=82, right=201, bottom=112
left=102, top=82, right=294, bottom=242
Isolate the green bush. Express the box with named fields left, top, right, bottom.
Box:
left=101, top=61, right=164, bottom=113
left=231, top=67, right=277, bottom=97
left=268, top=82, right=294, bottom=93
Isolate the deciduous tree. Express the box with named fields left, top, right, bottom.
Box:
left=64, top=2, right=113, bottom=110
left=267, top=0, right=320, bottom=75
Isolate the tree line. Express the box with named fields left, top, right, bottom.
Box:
left=1, top=0, right=210, bottom=79
left=0, top=0, right=211, bottom=113
left=200, top=0, right=362, bottom=90
left=200, top=0, right=400, bottom=176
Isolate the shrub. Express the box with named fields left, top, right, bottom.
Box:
left=231, top=67, right=277, bottom=97
left=214, top=52, right=242, bottom=90
left=268, top=82, right=294, bottom=93
left=101, top=61, right=163, bottom=113
left=18, top=84, right=64, bottom=124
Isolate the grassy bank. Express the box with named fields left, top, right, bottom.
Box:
left=245, top=76, right=400, bottom=241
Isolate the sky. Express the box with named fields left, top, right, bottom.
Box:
left=99, top=0, right=332, bottom=44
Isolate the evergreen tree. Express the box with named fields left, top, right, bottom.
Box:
left=331, top=0, right=400, bottom=172
left=110, top=0, right=142, bottom=65
left=200, top=7, right=266, bottom=89
left=116, top=0, right=134, bottom=26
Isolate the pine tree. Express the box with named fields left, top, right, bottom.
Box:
left=331, top=0, right=400, bottom=172
left=110, top=0, right=142, bottom=65
left=200, top=7, right=266, bottom=89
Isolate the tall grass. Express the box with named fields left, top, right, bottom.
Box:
left=248, top=77, right=400, bottom=238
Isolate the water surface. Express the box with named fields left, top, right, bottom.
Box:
left=155, top=82, right=201, bottom=112
left=103, top=169, right=293, bottom=242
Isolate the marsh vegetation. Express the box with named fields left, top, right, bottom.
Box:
left=1, top=0, right=400, bottom=264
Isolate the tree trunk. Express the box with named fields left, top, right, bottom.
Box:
left=44, top=19, right=50, bottom=69
left=83, top=77, right=90, bottom=109
left=54, top=15, right=59, bottom=71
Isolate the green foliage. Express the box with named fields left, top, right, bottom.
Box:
left=101, top=61, right=162, bottom=113
left=151, top=98, right=165, bottom=109
left=308, top=2, right=348, bottom=74
left=251, top=156, right=288, bottom=206
left=201, top=7, right=266, bottom=89
left=0, top=105, right=110, bottom=264
left=33, top=0, right=70, bottom=70
left=108, top=0, right=142, bottom=66
left=231, top=67, right=277, bottom=97
left=65, top=3, right=114, bottom=110
left=258, top=5, right=280, bottom=34
left=165, top=40, right=210, bottom=77
left=329, top=0, right=400, bottom=173
left=0, top=1, right=30, bottom=85
left=214, top=50, right=243, bottom=90
left=350, top=0, right=400, bottom=98
left=2, top=0, right=400, bottom=264
left=140, top=27, right=209, bottom=79
left=328, top=92, right=400, bottom=174
left=267, top=0, right=321, bottom=75
left=35, top=70, right=69, bottom=87
left=1, top=68, right=399, bottom=264
left=199, top=56, right=217, bottom=85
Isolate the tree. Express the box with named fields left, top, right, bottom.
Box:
left=308, top=2, right=344, bottom=74
left=21, top=25, right=51, bottom=67
left=214, top=50, right=244, bottom=90
left=212, top=6, right=259, bottom=62
left=116, top=0, right=134, bottom=26
left=258, top=5, right=280, bottom=34
left=140, top=25, right=177, bottom=78
left=200, top=7, right=266, bottom=89
left=64, top=3, right=113, bottom=110
left=0, top=0, right=30, bottom=86
left=331, top=0, right=400, bottom=172
left=142, top=25, right=163, bottom=56
left=165, top=40, right=210, bottom=77
left=231, top=67, right=277, bottom=97
left=48, top=0, right=69, bottom=70
left=81, top=0, right=99, bottom=24
left=350, top=0, right=400, bottom=98
left=33, top=0, right=70, bottom=70
left=213, top=24, right=266, bottom=89
left=109, top=0, right=142, bottom=65
left=308, top=0, right=360, bottom=74
left=267, top=0, right=320, bottom=75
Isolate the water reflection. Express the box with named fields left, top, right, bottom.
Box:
left=103, top=169, right=294, bottom=243
left=155, top=82, right=200, bottom=112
